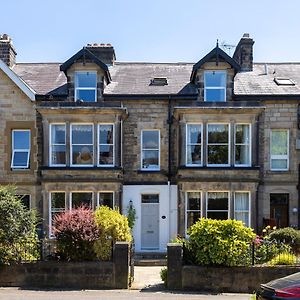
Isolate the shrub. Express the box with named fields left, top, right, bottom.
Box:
left=160, top=267, right=167, bottom=286
left=187, top=218, right=256, bottom=266
left=53, top=206, right=99, bottom=261
left=268, top=252, right=297, bottom=266
left=0, top=185, right=39, bottom=264
left=268, top=227, right=300, bottom=245
left=94, top=206, right=132, bottom=261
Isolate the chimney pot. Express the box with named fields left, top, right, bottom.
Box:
left=0, top=33, right=16, bottom=67
left=233, top=33, right=254, bottom=72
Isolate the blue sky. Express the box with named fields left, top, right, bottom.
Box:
left=1, top=0, right=300, bottom=63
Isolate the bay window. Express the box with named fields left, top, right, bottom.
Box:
left=270, top=129, right=289, bottom=171
left=71, top=192, right=93, bottom=208
left=206, top=192, right=229, bottom=220
left=235, top=124, right=251, bottom=166
left=207, top=124, right=229, bottom=166
left=11, top=129, right=31, bottom=169
left=98, top=124, right=114, bottom=166
left=50, top=124, right=66, bottom=166
left=141, top=130, right=160, bottom=170
left=71, top=124, right=94, bottom=166
left=75, top=71, right=97, bottom=102
left=186, top=124, right=202, bottom=166
left=234, top=192, right=250, bottom=227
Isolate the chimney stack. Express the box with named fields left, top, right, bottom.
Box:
left=85, top=43, right=116, bottom=65
left=233, top=33, right=254, bottom=72
left=0, top=34, right=17, bottom=67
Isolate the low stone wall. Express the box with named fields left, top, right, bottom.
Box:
left=167, top=243, right=300, bottom=293
left=0, top=242, right=130, bottom=289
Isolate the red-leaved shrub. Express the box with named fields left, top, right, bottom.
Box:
left=53, top=206, right=99, bottom=261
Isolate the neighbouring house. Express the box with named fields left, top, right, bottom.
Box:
left=1, top=33, right=300, bottom=253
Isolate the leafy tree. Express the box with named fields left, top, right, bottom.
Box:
left=0, top=185, right=39, bottom=264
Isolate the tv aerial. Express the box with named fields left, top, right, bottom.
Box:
left=220, top=41, right=236, bottom=56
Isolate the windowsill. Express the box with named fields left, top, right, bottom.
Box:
left=179, top=165, right=260, bottom=170
left=138, top=169, right=161, bottom=173
left=42, top=166, right=122, bottom=170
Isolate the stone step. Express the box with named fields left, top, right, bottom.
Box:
left=134, top=259, right=167, bottom=266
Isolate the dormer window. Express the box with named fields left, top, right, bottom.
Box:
left=75, top=71, right=97, bottom=102
left=204, top=71, right=226, bottom=102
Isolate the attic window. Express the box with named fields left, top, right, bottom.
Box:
left=150, top=77, right=168, bottom=86
left=274, top=78, right=295, bottom=86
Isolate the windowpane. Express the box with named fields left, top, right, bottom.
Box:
left=50, top=192, right=66, bottom=237
left=235, top=145, right=250, bottom=165
left=98, top=125, right=114, bottom=166
left=205, top=89, right=225, bottom=102
left=271, top=131, right=288, bottom=155
left=18, top=195, right=30, bottom=210
left=207, top=145, right=228, bottom=165
left=76, top=90, right=96, bottom=102
left=13, top=130, right=30, bottom=149
left=75, top=72, right=97, bottom=88
left=207, top=211, right=228, bottom=220
left=52, top=145, right=66, bottom=165
left=187, top=125, right=202, bottom=144
left=98, top=192, right=114, bottom=208
left=72, top=145, right=93, bottom=165
left=99, top=145, right=114, bottom=165
left=51, top=125, right=65, bottom=144
left=205, top=72, right=226, bottom=87
left=271, top=159, right=288, bottom=170
left=234, top=192, right=250, bottom=226
left=71, top=192, right=92, bottom=208
left=142, top=150, right=159, bottom=169
left=99, top=125, right=113, bottom=144
left=12, top=152, right=29, bottom=167
left=207, top=192, right=228, bottom=210
left=142, top=194, right=159, bottom=203
left=186, top=125, right=202, bottom=165
left=208, top=124, right=228, bottom=143
left=187, top=145, right=202, bottom=165
left=187, top=192, right=201, bottom=210
left=72, top=125, right=93, bottom=144
left=235, top=125, right=250, bottom=144
left=142, top=131, right=159, bottom=149
left=187, top=212, right=201, bottom=229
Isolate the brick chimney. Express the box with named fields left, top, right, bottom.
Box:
left=85, top=43, right=116, bottom=65
left=233, top=33, right=254, bottom=72
left=0, top=34, right=17, bottom=67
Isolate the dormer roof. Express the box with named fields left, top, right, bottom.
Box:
left=190, top=45, right=241, bottom=82
left=60, top=47, right=111, bottom=83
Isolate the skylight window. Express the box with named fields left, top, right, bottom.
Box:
left=274, top=78, right=295, bottom=86
left=150, top=77, right=168, bottom=86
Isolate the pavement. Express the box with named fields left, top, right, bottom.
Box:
left=0, top=266, right=253, bottom=299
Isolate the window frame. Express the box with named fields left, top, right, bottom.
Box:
left=49, top=123, right=67, bottom=167
left=49, top=191, right=66, bottom=238
left=70, top=191, right=94, bottom=209
left=234, top=191, right=251, bottom=227
left=97, top=191, right=115, bottom=208
left=185, top=191, right=202, bottom=235
left=206, top=191, right=230, bottom=220
left=204, top=70, right=227, bottom=102
left=11, top=129, right=31, bottom=169
left=206, top=123, right=230, bottom=167
left=97, top=123, right=115, bottom=167
left=141, top=129, right=160, bottom=171
left=70, top=123, right=94, bottom=167
left=74, top=71, right=97, bottom=102
left=186, top=123, right=203, bottom=167
left=234, top=123, right=251, bottom=167
left=270, top=129, right=289, bottom=171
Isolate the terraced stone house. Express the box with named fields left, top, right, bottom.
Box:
left=1, top=33, right=300, bottom=252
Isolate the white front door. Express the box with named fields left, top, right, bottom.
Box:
left=141, top=194, right=159, bottom=249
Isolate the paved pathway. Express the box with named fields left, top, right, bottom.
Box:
left=131, top=266, right=164, bottom=290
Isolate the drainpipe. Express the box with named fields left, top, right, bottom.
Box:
left=168, top=96, right=173, bottom=240
left=298, top=164, right=300, bottom=229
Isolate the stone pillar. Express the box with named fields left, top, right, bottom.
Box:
left=167, top=243, right=183, bottom=290
left=113, top=241, right=129, bottom=289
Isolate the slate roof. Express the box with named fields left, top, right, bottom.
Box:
left=11, top=61, right=300, bottom=97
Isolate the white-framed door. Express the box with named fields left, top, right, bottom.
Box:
left=141, top=194, right=159, bottom=249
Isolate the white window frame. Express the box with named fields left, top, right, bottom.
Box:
left=11, top=129, right=31, bottom=169
left=204, top=70, right=226, bottom=102
left=97, top=191, right=115, bottom=208
left=49, top=191, right=66, bottom=238
left=270, top=129, right=289, bottom=171
left=186, top=124, right=203, bottom=167
left=74, top=71, right=97, bottom=102
left=206, top=191, right=230, bottom=219
left=207, top=123, right=230, bottom=167
left=70, top=191, right=94, bottom=209
left=49, top=123, right=66, bottom=167
left=97, top=124, right=115, bottom=167
left=185, top=191, right=202, bottom=235
left=141, top=129, right=160, bottom=171
left=70, top=123, right=94, bottom=167
left=234, top=124, right=251, bottom=167
left=234, top=191, right=251, bottom=227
